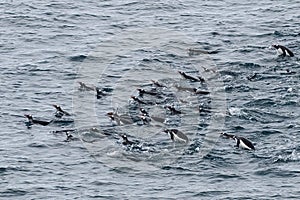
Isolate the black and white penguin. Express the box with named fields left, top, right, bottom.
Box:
left=272, top=44, right=294, bottom=57
left=53, top=104, right=71, bottom=118
left=95, top=88, right=106, bottom=99
left=121, top=134, right=134, bottom=145
left=137, top=88, right=158, bottom=97
left=140, top=108, right=149, bottom=116
left=221, top=133, right=255, bottom=150
left=233, top=135, right=255, bottom=150
left=107, top=112, right=134, bottom=126
left=131, top=96, right=147, bottom=105
left=65, top=132, right=74, bottom=141
left=163, top=129, right=189, bottom=143
left=24, top=114, right=53, bottom=126
left=139, top=115, right=151, bottom=125
left=165, top=105, right=182, bottom=115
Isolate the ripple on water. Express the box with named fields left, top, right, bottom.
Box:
left=1, top=0, right=300, bottom=199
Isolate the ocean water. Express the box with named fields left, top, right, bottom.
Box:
left=1, top=0, right=300, bottom=199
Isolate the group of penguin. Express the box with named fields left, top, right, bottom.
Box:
left=24, top=104, right=75, bottom=141
left=24, top=104, right=71, bottom=126
left=105, top=69, right=211, bottom=145
left=24, top=44, right=295, bottom=151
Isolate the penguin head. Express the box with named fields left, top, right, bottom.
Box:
left=106, top=112, right=115, bottom=120
left=272, top=44, right=280, bottom=49
left=131, top=96, right=138, bottom=100
left=178, top=71, right=185, bottom=76
left=96, top=88, right=103, bottom=94
left=52, top=104, right=61, bottom=111
left=163, top=129, right=169, bottom=133
left=165, top=105, right=172, bottom=110
left=66, top=132, right=73, bottom=139
left=107, top=112, right=114, bottom=116
left=137, top=88, right=145, bottom=93
left=78, top=81, right=85, bottom=87
left=220, top=132, right=234, bottom=139
left=140, top=108, right=148, bottom=114
left=24, top=114, right=33, bottom=120
left=121, top=134, right=129, bottom=141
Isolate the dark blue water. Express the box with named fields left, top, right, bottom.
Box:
left=1, top=0, right=300, bottom=199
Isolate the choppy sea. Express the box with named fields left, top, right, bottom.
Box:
left=1, top=0, right=300, bottom=199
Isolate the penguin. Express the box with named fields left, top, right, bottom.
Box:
left=96, top=87, right=112, bottom=99
left=131, top=96, right=147, bottom=105
left=121, top=134, right=135, bottom=145
left=52, top=129, right=76, bottom=134
left=272, top=44, right=294, bottom=57
left=247, top=73, right=258, bottom=81
left=78, top=81, right=95, bottom=91
left=107, top=112, right=133, bottom=126
left=65, top=132, right=74, bottom=142
left=151, top=80, right=165, bottom=88
left=140, top=108, right=149, bottom=116
left=139, top=115, right=151, bottom=125
left=199, top=106, right=212, bottom=114
left=193, top=88, right=210, bottom=95
left=64, top=132, right=80, bottom=142
left=221, top=133, right=255, bottom=150
left=24, top=114, right=53, bottom=126
left=165, top=105, right=182, bottom=115
left=178, top=71, right=205, bottom=82
left=95, top=88, right=106, bottom=99
left=163, top=129, right=189, bottom=143
left=52, top=104, right=71, bottom=118
left=233, top=135, right=255, bottom=150
left=137, top=88, right=158, bottom=97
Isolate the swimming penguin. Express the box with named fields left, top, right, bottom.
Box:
left=121, top=134, right=134, bottom=145
left=52, top=129, right=77, bottom=134
left=131, top=96, right=147, bottom=104
left=163, top=129, right=189, bottom=143
left=140, top=108, right=149, bottom=116
left=247, top=73, right=258, bottom=81
left=53, top=104, right=71, bottom=118
left=272, top=44, right=294, bottom=57
left=193, top=88, right=210, bottom=95
left=137, top=88, right=158, bottom=97
left=139, top=115, right=151, bottom=125
left=107, top=112, right=134, bottom=126
left=24, top=114, right=53, bottom=126
left=78, top=81, right=95, bottom=91
left=221, top=133, right=255, bottom=150
left=151, top=80, right=166, bottom=88
left=65, top=132, right=74, bottom=141
left=95, top=88, right=106, bottom=99
left=199, top=106, right=212, bottom=114
left=178, top=71, right=205, bottom=82
left=165, top=105, right=182, bottom=115
left=233, top=135, right=255, bottom=150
